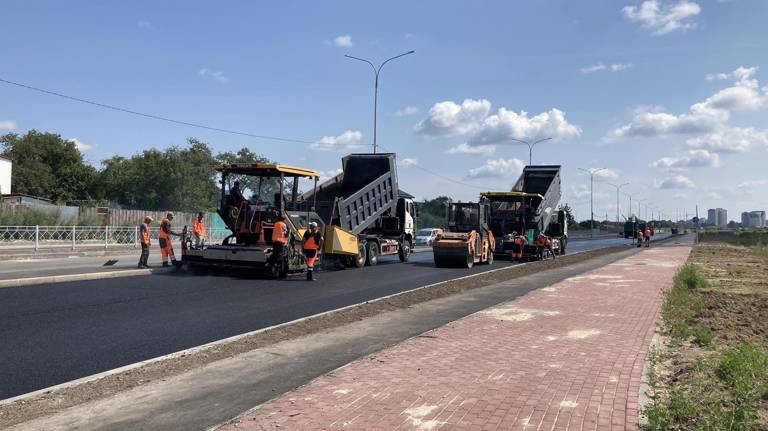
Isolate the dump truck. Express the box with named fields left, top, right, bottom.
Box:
left=433, top=197, right=495, bottom=268
left=294, top=153, right=416, bottom=267
left=181, top=163, right=321, bottom=278
left=482, top=165, right=567, bottom=260
left=623, top=219, right=646, bottom=239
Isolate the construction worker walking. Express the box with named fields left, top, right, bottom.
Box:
left=270, top=215, right=288, bottom=270
left=511, top=232, right=527, bottom=262
left=138, top=215, right=153, bottom=268
left=159, top=212, right=181, bottom=267
left=303, top=222, right=324, bottom=281
left=191, top=212, right=206, bottom=249
left=644, top=226, right=652, bottom=247
left=637, top=228, right=644, bottom=248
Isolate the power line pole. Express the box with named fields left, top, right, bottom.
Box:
left=345, top=50, right=415, bottom=153
left=608, top=182, right=629, bottom=224
left=509, top=137, right=552, bottom=165
left=578, top=167, right=607, bottom=237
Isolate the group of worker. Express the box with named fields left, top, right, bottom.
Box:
left=139, top=211, right=324, bottom=281
left=269, top=216, right=324, bottom=281
left=508, top=232, right=556, bottom=262
left=137, top=211, right=207, bottom=269
left=637, top=226, right=654, bottom=248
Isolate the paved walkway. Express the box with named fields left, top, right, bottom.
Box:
left=216, top=245, right=690, bottom=431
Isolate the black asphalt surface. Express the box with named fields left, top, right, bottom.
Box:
left=0, top=234, right=666, bottom=399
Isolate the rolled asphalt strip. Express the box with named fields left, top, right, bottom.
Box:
left=0, top=247, right=434, bottom=289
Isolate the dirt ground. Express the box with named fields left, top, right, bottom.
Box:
left=0, top=245, right=632, bottom=429
left=651, top=242, right=768, bottom=428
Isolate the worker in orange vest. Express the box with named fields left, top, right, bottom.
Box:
left=511, top=232, right=527, bottom=262
left=138, top=215, right=153, bottom=268
left=644, top=227, right=652, bottom=247
left=159, top=212, right=181, bottom=267
left=303, top=222, right=324, bottom=281
left=191, top=212, right=206, bottom=249
left=637, top=228, right=644, bottom=248
left=536, top=233, right=556, bottom=260
left=270, top=215, right=288, bottom=269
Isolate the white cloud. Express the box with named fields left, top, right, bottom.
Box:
left=395, top=106, right=419, bottom=117
left=467, top=158, right=524, bottom=178
left=319, top=168, right=343, bottom=181
left=333, top=35, right=353, bottom=48
left=404, top=33, right=414, bottom=39
left=604, top=66, right=768, bottom=142
left=686, top=127, right=768, bottom=154
left=655, top=175, right=696, bottom=189
left=568, top=184, right=592, bottom=199
left=199, top=68, right=230, bottom=84
left=469, top=108, right=582, bottom=146
left=651, top=149, right=720, bottom=169
left=736, top=179, right=768, bottom=189
left=448, top=143, right=496, bottom=156
left=623, top=0, right=701, bottom=35
left=311, top=130, right=364, bottom=151
left=137, top=20, right=153, bottom=29
left=68, top=138, right=92, bottom=152
left=399, top=158, right=418, bottom=168
left=415, top=99, right=491, bottom=136
left=0, top=120, right=17, bottom=131
left=580, top=63, right=633, bottom=74
left=593, top=168, right=620, bottom=179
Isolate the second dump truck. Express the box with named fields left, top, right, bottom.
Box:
left=483, top=165, right=568, bottom=260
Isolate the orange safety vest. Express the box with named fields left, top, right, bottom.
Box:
left=192, top=219, right=206, bottom=237
left=159, top=219, right=171, bottom=240
left=637, top=230, right=644, bottom=239
left=272, top=220, right=287, bottom=244
left=536, top=236, right=547, bottom=246
left=303, top=231, right=322, bottom=251
left=140, top=223, right=151, bottom=245
left=644, top=229, right=651, bottom=238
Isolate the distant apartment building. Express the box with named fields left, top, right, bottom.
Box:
left=707, top=208, right=728, bottom=227
left=741, top=211, right=766, bottom=228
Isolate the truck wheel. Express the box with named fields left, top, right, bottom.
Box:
left=366, top=242, right=379, bottom=266
left=352, top=243, right=366, bottom=268
left=398, top=241, right=411, bottom=262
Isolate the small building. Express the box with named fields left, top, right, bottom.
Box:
left=0, top=156, right=11, bottom=196
left=741, top=211, right=766, bottom=228
left=707, top=208, right=728, bottom=227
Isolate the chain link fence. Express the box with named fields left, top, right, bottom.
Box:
left=0, top=226, right=232, bottom=252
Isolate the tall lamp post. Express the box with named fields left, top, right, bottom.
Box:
left=607, top=182, right=629, bottom=224
left=627, top=192, right=640, bottom=220
left=509, top=137, right=552, bottom=166
left=578, top=167, right=606, bottom=235
left=345, top=50, right=415, bottom=154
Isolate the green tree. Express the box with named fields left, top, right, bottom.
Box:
left=558, top=203, right=577, bottom=229
left=99, top=138, right=219, bottom=211
left=417, top=196, right=451, bottom=229
left=0, top=130, right=98, bottom=202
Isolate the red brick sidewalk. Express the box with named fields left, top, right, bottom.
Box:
left=217, top=246, right=690, bottom=431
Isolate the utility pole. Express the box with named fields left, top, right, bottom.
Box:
left=627, top=192, right=640, bottom=220
left=608, top=182, right=629, bottom=224
left=345, top=50, right=415, bottom=154
left=509, top=137, right=552, bottom=166
left=578, top=167, right=607, bottom=237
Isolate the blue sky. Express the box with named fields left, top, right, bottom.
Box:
left=2, top=0, right=767, bottom=222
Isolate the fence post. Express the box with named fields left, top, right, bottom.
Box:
left=34, top=225, right=39, bottom=252
left=72, top=225, right=76, bottom=251
left=105, top=225, right=109, bottom=249
left=135, top=226, right=139, bottom=249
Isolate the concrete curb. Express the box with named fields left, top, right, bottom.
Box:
left=0, top=267, right=174, bottom=289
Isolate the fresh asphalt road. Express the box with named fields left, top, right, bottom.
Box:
left=0, top=234, right=667, bottom=399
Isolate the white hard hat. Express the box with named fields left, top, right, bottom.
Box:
left=309, top=222, right=318, bottom=227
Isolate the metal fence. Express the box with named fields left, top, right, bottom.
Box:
left=0, top=226, right=233, bottom=252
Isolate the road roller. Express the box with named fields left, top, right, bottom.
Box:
left=433, top=198, right=495, bottom=268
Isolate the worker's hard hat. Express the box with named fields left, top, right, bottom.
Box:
left=145, top=215, right=153, bottom=222
left=309, top=222, right=318, bottom=228
left=166, top=212, right=174, bottom=218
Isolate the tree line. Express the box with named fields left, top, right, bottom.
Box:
left=0, top=130, right=273, bottom=211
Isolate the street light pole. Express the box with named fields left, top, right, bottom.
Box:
left=509, top=137, right=553, bottom=166
left=627, top=192, right=640, bottom=220
left=578, top=167, right=606, bottom=236
left=345, top=50, right=415, bottom=154
left=607, top=182, right=629, bottom=224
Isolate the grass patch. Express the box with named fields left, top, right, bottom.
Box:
left=661, top=264, right=710, bottom=344
left=700, top=230, right=768, bottom=247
